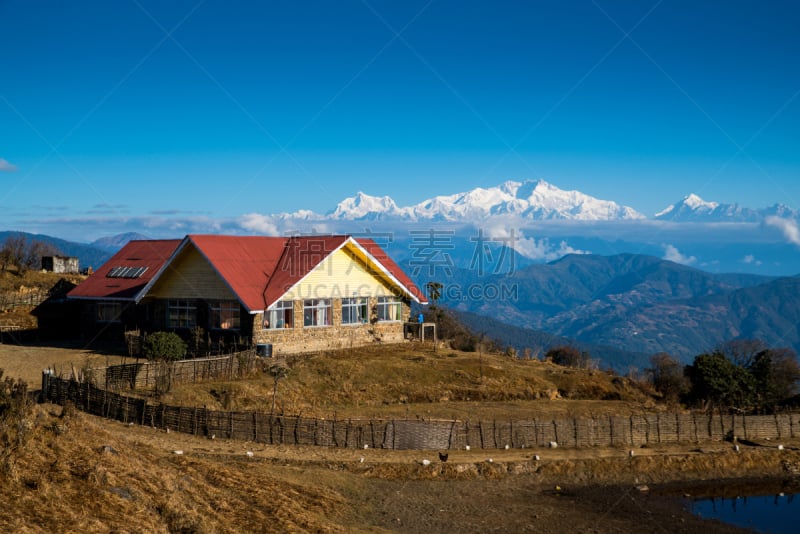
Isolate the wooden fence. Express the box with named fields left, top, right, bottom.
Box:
left=85, top=351, right=261, bottom=390
left=0, top=288, right=49, bottom=310
left=41, top=373, right=800, bottom=450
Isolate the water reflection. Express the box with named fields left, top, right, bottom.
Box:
left=689, top=490, right=799, bottom=533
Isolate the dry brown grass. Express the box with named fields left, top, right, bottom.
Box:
left=0, top=269, right=84, bottom=293
left=0, top=344, right=134, bottom=388
left=0, top=404, right=349, bottom=533
left=161, top=344, right=657, bottom=420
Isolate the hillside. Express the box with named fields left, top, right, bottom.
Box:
left=161, top=344, right=653, bottom=420
left=0, top=231, right=112, bottom=272
left=0, top=343, right=794, bottom=533
left=448, top=309, right=650, bottom=371
left=438, top=253, right=793, bottom=360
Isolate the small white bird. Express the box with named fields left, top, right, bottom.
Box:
left=778, top=444, right=785, bottom=450
left=487, top=458, right=493, bottom=463
left=364, top=444, right=369, bottom=449
left=533, top=454, right=541, bottom=461
left=421, top=459, right=431, bottom=466
left=246, top=451, right=254, bottom=457
left=465, top=445, right=470, bottom=451
left=504, top=444, right=510, bottom=450
left=360, top=457, right=365, bottom=463
left=173, top=450, right=183, bottom=455
left=734, top=444, right=740, bottom=452
left=629, top=450, right=635, bottom=457
left=549, top=441, right=558, bottom=449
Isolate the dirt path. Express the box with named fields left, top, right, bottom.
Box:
left=93, top=412, right=784, bottom=533
left=0, top=343, right=133, bottom=387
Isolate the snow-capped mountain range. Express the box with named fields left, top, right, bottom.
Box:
left=326, top=180, right=644, bottom=222
left=654, top=193, right=796, bottom=222
left=318, top=180, right=795, bottom=223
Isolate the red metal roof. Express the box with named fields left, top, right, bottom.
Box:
left=67, top=239, right=182, bottom=300
left=69, top=234, right=427, bottom=309
left=355, top=238, right=428, bottom=304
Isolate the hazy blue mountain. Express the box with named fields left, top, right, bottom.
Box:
left=0, top=230, right=112, bottom=271
left=449, top=309, right=650, bottom=372
left=91, top=232, right=152, bottom=252
left=427, top=252, right=787, bottom=362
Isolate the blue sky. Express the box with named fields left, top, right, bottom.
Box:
left=1, top=0, right=799, bottom=241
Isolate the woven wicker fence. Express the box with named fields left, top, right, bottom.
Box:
left=85, top=351, right=260, bottom=390
left=41, top=373, right=800, bottom=450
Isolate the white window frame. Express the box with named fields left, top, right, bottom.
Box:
left=303, top=298, right=331, bottom=327
left=265, top=300, right=294, bottom=329
left=376, top=296, right=402, bottom=322
left=211, top=300, right=240, bottom=330
left=341, top=297, right=368, bottom=325
left=167, top=299, right=197, bottom=329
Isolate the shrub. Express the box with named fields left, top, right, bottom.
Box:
left=144, top=332, right=187, bottom=361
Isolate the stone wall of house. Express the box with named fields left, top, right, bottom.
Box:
left=252, top=298, right=410, bottom=355
left=41, top=256, right=79, bottom=274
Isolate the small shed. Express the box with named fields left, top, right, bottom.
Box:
left=42, top=256, right=80, bottom=274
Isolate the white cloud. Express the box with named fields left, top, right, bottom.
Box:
left=513, top=232, right=588, bottom=261
left=0, top=158, right=18, bottom=172
left=238, top=213, right=279, bottom=235
left=742, top=254, right=762, bottom=266
left=765, top=215, right=800, bottom=246
left=662, top=244, right=696, bottom=265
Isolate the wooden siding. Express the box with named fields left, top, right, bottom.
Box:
left=147, top=245, right=237, bottom=300
left=280, top=247, right=395, bottom=300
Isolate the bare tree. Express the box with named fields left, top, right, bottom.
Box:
left=0, top=235, right=60, bottom=273
left=647, top=352, right=688, bottom=403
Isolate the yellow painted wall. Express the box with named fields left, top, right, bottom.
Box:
left=147, top=245, right=237, bottom=300
left=280, top=246, right=396, bottom=300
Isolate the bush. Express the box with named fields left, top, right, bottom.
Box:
left=144, top=332, right=187, bottom=361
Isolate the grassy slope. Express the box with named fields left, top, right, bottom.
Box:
left=0, top=405, right=349, bottom=533
left=162, top=344, right=656, bottom=420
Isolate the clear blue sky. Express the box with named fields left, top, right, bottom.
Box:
left=1, top=0, right=799, bottom=240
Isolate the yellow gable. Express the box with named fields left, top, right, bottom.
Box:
left=146, top=245, right=237, bottom=300
left=280, top=246, right=397, bottom=300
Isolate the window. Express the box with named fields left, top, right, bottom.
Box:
left=211, top=301, right=240, bottom=330
left=97, top=301, right=123, bottom=323
left=341, top=297, right=368, bottom=325
left=265, top=300, right=294, bottom=329
left=167, top=299, right=196, bottom=329
left=303, top=299, right=331, bottom=327
left=376, top=296, right=402, bottom=322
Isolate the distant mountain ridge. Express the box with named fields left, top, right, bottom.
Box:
left=654, top=193, right=797, bottom=222
left=432, top=252, right=796, bottom=361
left=0, top=231, right=113, bottom=271
left=327, top=179, right=645, bottom=222
left=91, top=232, right=151, bottom=252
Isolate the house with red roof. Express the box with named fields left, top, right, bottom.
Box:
left=67, top=234, right=427, bottom=354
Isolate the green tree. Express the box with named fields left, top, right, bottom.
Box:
left=685, top=351, right=756, bottom=411
left=143, top=331, right=187, bottom=361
